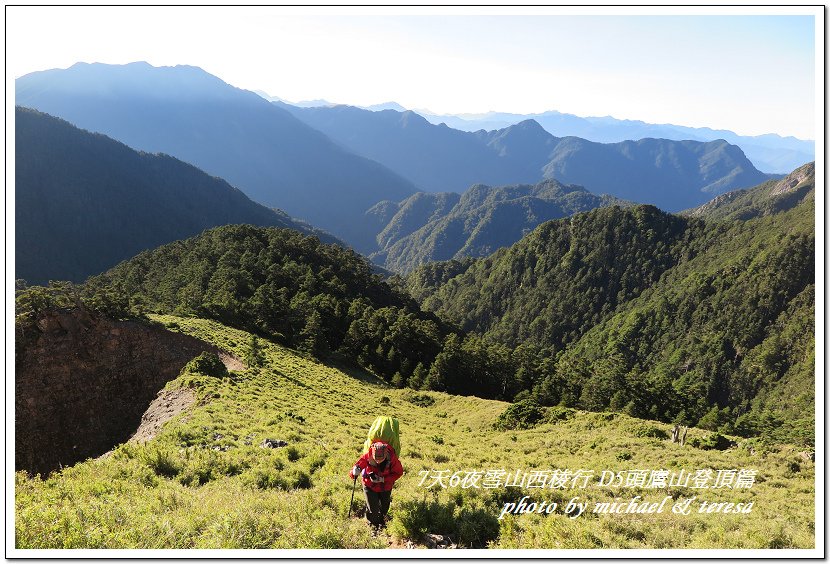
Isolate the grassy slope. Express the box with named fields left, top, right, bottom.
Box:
left=15, top=317, right=815, bottom=549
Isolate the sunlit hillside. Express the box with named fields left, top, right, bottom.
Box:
left=15, top=316, right=815, bottom=550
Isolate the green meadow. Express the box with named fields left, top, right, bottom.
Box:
left=15, top=316, right=815, bottom=550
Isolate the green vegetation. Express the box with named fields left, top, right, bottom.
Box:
left=15, top=317, right=815, bottom=549
left=685, top=162, right=815, bottom=222
left=370, top=180, right=626, bottom=274
left=75, top=224, right=546, bottom=402
left=14, top=153, right=815, bottom=549
left=408, top=174, right=815, bottom=445
left=493, top=399, right=546, bottom=431
left=409, top=204, right=694, bottom=350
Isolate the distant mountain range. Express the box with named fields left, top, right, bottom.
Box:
left=15, top=107, right=337, bottom=285
left=15, top=61, right=785, bottom=261
left=367, top=179, right=627, bottom=274
left=281, top=102, right=773, bottom=214
left=417, top=110, right=815, bottom=175
left=257, top=93, right=813, bottom=174
left=15, top=62, right=418, bottom=250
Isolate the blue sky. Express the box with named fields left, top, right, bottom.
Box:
left=7, top=7, right=820, bottom=139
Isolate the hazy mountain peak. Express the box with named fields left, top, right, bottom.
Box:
left=18, top=60, right=238, bottom=102
left=494, top=119, right=554, bottom=140
left=293, top=98, right=335, bottom=107
left=362, top=101, right=407, bottom=112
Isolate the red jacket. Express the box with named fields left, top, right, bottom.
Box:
left=349, top=448, right=404, bottom=492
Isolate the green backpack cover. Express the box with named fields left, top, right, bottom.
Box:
left=363, top=416, right=401, bottom=456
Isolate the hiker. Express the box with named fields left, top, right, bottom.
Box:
left=349, top=441, right=403, bottom=529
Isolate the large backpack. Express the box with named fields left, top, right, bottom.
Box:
left=363, top=416, right=401, bottom=456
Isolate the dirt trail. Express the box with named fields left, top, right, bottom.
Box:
left=129, top=387, right=197, bottom=443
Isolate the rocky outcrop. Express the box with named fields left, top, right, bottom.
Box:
left=770, top=162, right=814, bottom=196
left=686, top=190, right=746, bottom=217
left=15, top=308, right=224, bottom=476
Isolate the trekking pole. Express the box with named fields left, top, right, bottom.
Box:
left=348, top=473, right=358, bottom=518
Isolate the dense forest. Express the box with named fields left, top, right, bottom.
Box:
left=407, top=165, right=815, bottom=444
left=369, top=179, right=627, bottom=274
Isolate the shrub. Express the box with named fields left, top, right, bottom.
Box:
left=388, top=500, right=455, bottom=541
left=388, top=499, right=499, bottom=548
left=244, top=335, right=265, bottom=368
left=245, top=468, right=287, bottom=490
left=141, top=447, right=182, bottom=478
left=405, top=392, right=435, bottom=407
left=545, top=406, right=575, bottom=423
left=284, top=468, right=312, bottom=489
left=430, top=435, right=444, bottom=445
left=455, top=506, right=500, bottom=548
left=688, top=432, right=735, bottom=451
left=286, top=446, right=302, bottom=462
left=307, top=454, right=326, bottom=472
left=183, top=352, right=228, bottom=378
left=633, top=425, right=669, bottom=439
left=284, top=411, right=305, bottom=423
left=493, top=399, right=545, bottom=431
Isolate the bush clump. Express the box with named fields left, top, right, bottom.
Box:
left=493, top=399, right=545, bottom=431
left=140, top=447, right=182, bottom=478
left=455, top=505, right=500, bottom=547
left=633, top=425, right=669, bottom=439
left=284, top=446, right=300, bottom=462
left=388, top=499, right=455, bottom=541
left=388, top=498, right=499, bottom=548
left=183, top=352, right=228, bottom=378
left=545, top=405, right=575, bottom=424
left=405, top=392, right=435, bottom=407
left=688, top=432, right=736, bottom=451
left=245, top=468, right=288, bottom=490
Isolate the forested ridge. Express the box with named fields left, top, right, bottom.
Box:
left=368, top=179, right=627, bottom=274
left=407, top=166, right=815, bottom=444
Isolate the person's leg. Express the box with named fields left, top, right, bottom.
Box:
left=379, top=490, right=392, bottom=522
left=363, top=487, right=383, bottom=525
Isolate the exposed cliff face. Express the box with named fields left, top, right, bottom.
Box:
left=15, top=309, right=226, bottom=476
left=770, top=162, right=814, bottom=196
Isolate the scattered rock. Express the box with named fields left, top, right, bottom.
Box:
left=424, top=533, right=457, bottom=549
left=799, top=451, right=815, bottom=462
left=261, top=438, right=288, bottom=449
